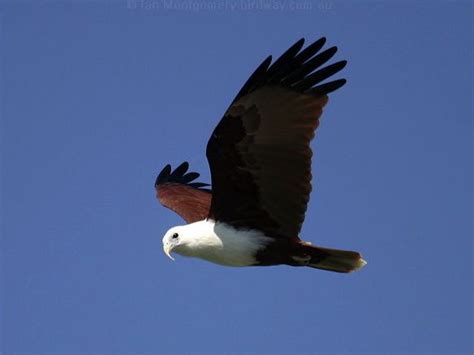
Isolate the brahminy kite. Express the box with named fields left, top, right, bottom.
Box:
left=155, top=37, right=366, bottom=273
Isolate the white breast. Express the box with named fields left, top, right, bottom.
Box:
left=174, top=220, right=271, bottom=267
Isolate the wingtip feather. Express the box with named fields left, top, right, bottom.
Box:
left=155, top=162, right=210, bottom=190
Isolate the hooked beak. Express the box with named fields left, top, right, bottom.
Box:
left=163, top=243, right=175, bottom=261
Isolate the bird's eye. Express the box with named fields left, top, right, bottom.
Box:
left=172, top=233, right=179, bottom=239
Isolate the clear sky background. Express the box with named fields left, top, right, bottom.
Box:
left=1, top=1, right=472, bottom=354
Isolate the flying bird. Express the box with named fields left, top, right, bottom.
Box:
left=155, top=37, right=366, bottom=273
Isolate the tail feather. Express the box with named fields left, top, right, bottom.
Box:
left=302, top=244, right=367, bottom=273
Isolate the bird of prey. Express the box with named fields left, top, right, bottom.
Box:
left=155, top=37, right=366, bottom=273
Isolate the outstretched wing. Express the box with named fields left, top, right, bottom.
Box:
left=206, top=37, right=346, bottom=238
left=155, top=162, right=211, bottom=224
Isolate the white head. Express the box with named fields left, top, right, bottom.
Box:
left=162, top=225, right=187, bottom=260
left=161, top=220, right=217, bottom=261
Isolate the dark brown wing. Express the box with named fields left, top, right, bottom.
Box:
left=206, top=37, right=346, bottom=238
left=155, top=162, right=212, bottom=223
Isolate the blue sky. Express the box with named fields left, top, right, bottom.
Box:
left=1, top=1, right=472, bottom=354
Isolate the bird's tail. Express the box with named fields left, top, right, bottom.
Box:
left=300, top=243, right=367, bottom=273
